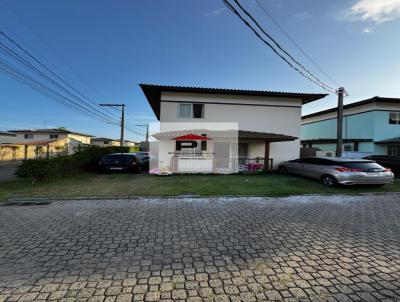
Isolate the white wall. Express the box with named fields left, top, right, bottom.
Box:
left=159, top=92, right=303, bottom=166
left=0, top=134, right=17, bottom=144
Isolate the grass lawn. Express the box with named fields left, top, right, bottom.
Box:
left=0, top=172, right=400, bottom=200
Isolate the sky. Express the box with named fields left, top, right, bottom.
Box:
left=1, top=0, right=399, bottom=141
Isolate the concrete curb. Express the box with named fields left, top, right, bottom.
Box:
left=3, top=192, right=400, bottom=203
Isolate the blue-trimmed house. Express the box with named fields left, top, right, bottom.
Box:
left=301, top=97, right=400, bottom=156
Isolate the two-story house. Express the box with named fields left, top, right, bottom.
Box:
left=301, top=97, right=400, bottom=156
left=91, top=137, right=121, bottom=147
left=1, top=128, right=93, bottom=161
left=141, top=84, right=326, bottom=173
left=91, top=137, right=139, bottom=148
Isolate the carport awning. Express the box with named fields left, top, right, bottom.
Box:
left=375, top=137, right=400, bottom=144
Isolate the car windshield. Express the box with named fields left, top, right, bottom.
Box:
left=341, top=161, right=384, bottom=171
left=103, top=155, right=134, bottom=163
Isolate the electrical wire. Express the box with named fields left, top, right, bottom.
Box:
left=254, top=0, right=340, bottom=87
left=0, top=30, right=121, bottom=121
left=0, top=41, right=116, bottom=122
left=223, top=0, right=336, bottom=93
left=0, top=59, right=117, bottom=123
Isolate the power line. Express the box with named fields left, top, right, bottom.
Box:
left=1, top=0, right=117, bottom=113
left=254, top=0, right=340, bottom=87
left=228, top=0, right=335, bottom=92
left=0, top=41, right=116, bottom=122
left=0, top=29, right=121, bottom=121
left=0, top=59, right=117, bottom=123
left=223, top=0, right=336, bottom=93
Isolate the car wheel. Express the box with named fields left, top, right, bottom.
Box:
left=321, top=175, right=337, bottom=187
left=278, top=166, right=288, bottom=175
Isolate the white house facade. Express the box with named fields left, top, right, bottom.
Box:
left=141, top=84, right=326, bottom=173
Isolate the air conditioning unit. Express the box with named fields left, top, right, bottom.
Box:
left=316, top=151, right=336, bottom=157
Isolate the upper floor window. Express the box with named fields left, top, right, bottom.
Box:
left=24, top=134, right=33, bottom=139
left=389, top=112, right=400, bottom=124
left=178, top=103, right=204, bottom=119
left=49, top=134, right=59, bottom=139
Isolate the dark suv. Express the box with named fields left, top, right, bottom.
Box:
left=99, top=153, right=142, bottom=173
left=363, top=155, right=400, bottom=177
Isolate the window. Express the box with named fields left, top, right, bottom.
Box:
left=316, top=159, right=336, bottom=166
left=49, top=134, right=59, bottom=139
left=178, top=103, right=204, bottom=118
left=389, top=112, right=400, bottom=124
left=193, top=104, right=204, bottom=118
left=297, top=158, right=319, bottom=164
left=179, top=104, right=192, bottom=118
left=341, top=161, right=385, bottom=172
left=388, top=144, right=400, bottom=156
left=24, top=134, right=33, bottom=139
left=104, top=141, right=110, bottom=145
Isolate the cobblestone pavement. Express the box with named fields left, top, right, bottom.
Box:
left=0, top=195, right=400, bottom=302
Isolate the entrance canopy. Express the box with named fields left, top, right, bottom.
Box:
left=172, top=134, right=211, bottom=141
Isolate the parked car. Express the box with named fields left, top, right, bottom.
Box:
left=278, top=157, right=394, bottom=186
left=126, top=152, right=149, bottom=170
left=99, top=153, right=142, bottom=173
left=363, top=155, right=400, bottom=177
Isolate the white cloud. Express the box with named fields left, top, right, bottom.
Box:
left=362, top=25, right=375, bottom=33
left=345, top=0, right=400, bottom=24
left=205, top=7, right=225, bottom=17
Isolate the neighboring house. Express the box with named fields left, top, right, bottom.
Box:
left=125, top=140, right=139, bottom=147
left=0, top=128, right=94, bottom=161
left=301, top=97, right=400, bottom=156
left=141, top=84, right=326, bottom=173
left=0, top=131, right=17, bottom=144
left=91, top=137, right=121, bottom=147
left=9, top=128, right=93, bottom=144
left=91, top=137, right=139, bottom=147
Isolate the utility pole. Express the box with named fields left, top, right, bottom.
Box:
left=336, top=87, right=345, bottom=158
left=99, top=103, right=125, bottom=147
left=136, top=124, right=149, bottom=142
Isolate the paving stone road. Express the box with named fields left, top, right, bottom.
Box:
left=0, top=195, right=399, bottom=301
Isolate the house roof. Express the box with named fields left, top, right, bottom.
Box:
left=0, top=131, right=16, bottom=137
left=302, top=97, right=400, bottom=120
left=375, top=137, right=400, bottom=144
left=140, top=84, right=328, bottom=120
left=8, top=128, right=95, bottom=137
left=153, top=129, right=297, bottom=142
left=91, top=137, right=118, bottom=142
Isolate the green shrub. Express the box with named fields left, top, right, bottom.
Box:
left=16, top=159, right=57, bottom=183
left=16, top=145, right=137, bottom=183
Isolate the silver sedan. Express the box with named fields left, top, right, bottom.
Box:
left=278, top=157, right=394, bottom=186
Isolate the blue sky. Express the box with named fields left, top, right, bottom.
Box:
left=1, top=0, right=399, bottom=141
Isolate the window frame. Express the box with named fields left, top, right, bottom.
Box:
left=178, top=103, right=204, bottom=119
left=49, top=134, right=59, bottom=139
left=24, top=134, right=33, bottom=139
left=389, top=112, right=400, bottom=125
